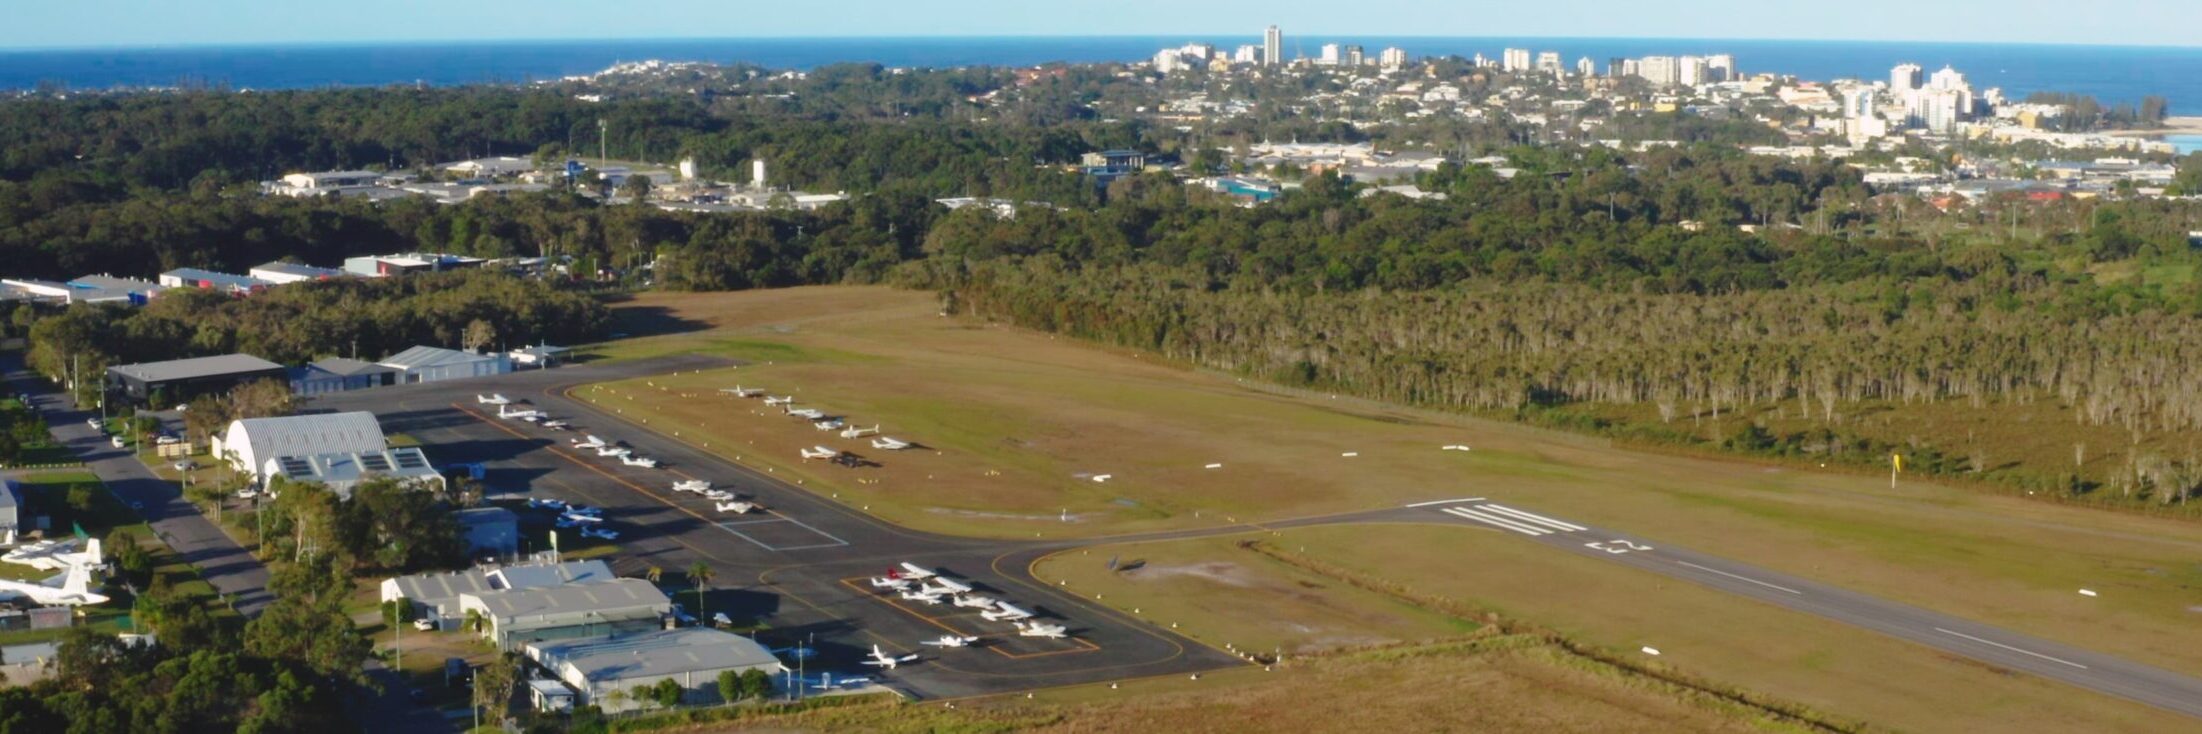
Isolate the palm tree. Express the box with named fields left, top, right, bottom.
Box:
left=465, top=608, right=486, bottom=635
left=645, top=565, right=663, bottom=584
left=686, top=562, right=714, bottom=621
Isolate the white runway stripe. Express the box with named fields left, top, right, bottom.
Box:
left=1443, top=506, right=1550, bottom=535
left=1480, top=504, right=1586, bottom=532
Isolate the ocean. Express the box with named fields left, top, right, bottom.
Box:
left=3, top=36, right=2200, bottom=109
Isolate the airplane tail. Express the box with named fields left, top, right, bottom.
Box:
left=57, top=564, right=91, bottom=595
left=84, top=538, right=102, bottom=565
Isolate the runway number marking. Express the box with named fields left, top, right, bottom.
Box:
left=1586, top=539, right=1652, bottom=554
left=1674, top=561, right=1804, bottom=595
left=1934, top=628, right=2090, bottom=670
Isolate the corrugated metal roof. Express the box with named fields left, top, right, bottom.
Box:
left=388, top=559, right=613, bottom=608
left=468, top=578, right=668, bottom=620
left=532, top=628, right=781, bottom=682
left=109, top=354, right=285, bottom=383
left=381, top=346, right=495, bottom=369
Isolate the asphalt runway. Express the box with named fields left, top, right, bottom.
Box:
left=311, top=356, right=1243, bottom=699
left=311, top=356, right=2202, bottom=717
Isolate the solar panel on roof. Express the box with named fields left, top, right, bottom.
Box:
left=358, top=453, right=392, bottom=472
left=278, top=456, right=313, bottom=476
left=391, top=451, right=428, bottom=469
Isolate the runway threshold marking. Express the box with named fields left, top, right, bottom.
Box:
left=837, top=577, right=1101, bottom=659
left=1674, top=561, right=1804, bottom=595
left=1934, top=627, right=2090, bottom=669
left=1405, top=497, right=1485, bottom=507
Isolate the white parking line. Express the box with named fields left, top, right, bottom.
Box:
left=1407, top=497, right=1485, bottom=507
left=1935, top=628, right=2090, bottom=669
left=1675, top=561, right=1803, bottom=595
left=1480, top=504, right=1586, bottom=532
left=1443, top=506, right=1550, bottom=535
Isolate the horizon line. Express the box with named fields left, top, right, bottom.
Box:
left=5, top=33, right=2201, bottom=55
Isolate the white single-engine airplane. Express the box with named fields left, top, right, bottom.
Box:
left=812, top=418, right=845, bottom=431
left=672, top=480, right=711, bottom=493
left=571, top=435, right=608, bottom=449
left=763, top=395, right=795, bottom=406
left=870, top=436, right=912, bottom=451
left=869, top=576, right=912, bottom=591
left=863, top=645, right=919, bottom=669
left=721, top=386, right=765, bottom=398
left=920, top=635, right=980, bottom=648
left=715, top=501, right=759, bottom=514
left=476, top=394, right=511, bottom=405
left=799, top=446, right=840, bottom=460
left=952, top=594, right=998, bottom=609
left=839, top=424, right=880, bottom=439
left=620, top=455, right=659, bottom=468
left=1014, top=621, right=1068, bottom=638
left=497, top=405, right=540, bottom=420
left=0, top=564, right=108, bottom=606
left=786, top=408, right=825, bottom=420
left=595, top=446, right=632, bottom=458
left=895, top=563, right=937, bottom=580
left=702, top=489, right=737, bottom=501
left=899, top=589, right=948, bottom=605
left=1, top=538, right=102, bottom=572
left=982, top=602, right=1035, bottom=622
left=920, top=578, right=973, bottom=596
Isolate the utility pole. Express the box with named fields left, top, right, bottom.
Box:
left=597, top=118, right=608, bottom=164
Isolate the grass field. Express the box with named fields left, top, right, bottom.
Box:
left=576, top=286, right=2202, bottom=723
left=0, top=470, right=234, bottom=643
left=1035, top=528, right=2195, bottom=734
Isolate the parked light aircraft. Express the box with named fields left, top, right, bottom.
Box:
left=839, top=425, right=880, bottom=439
left=672, top=480, right=711, bottom=493
left=870, top=437, right=912, bottom=450
left=1014, top=621, right=1067, bottom=638
left=982, top=602, right=1034, bottom=622
left=476, top=394, right=510, bottom=405
left=527, top=498, right=568, bottom=511
left=620, top=455, right=659, bottom=468
left=898, top=589, right=947, bottom=605
left=786, top=408, right=825, bottom=420
left=497, top=405, right=541, bottom=420
left=1, top=538, right=102, bottom=572
left=556, top=513, right=605, bottom=527
left=763, top=396, right=794, bottom=406
left=541, top=420, right=570, bottom=430
left=721, top=387, right=764, bottom=398
left=812, top=419, right=845, bottom=431
left=564, top=505, right=603, bottom=517
left=0, top=564, right=108, bottom=606
left=579, top=526, right=619, bottom=540
left=799, top=446, right=839, bottom=460
left=920, top=578, right=973, bottom=596
left=920, top=635, right=980, bottom=648
left=571, top=435, right=608, bottom=449
left=595, top=446, right=632, bottom=458
left=702, top=489, right=736, bottom=501
left=869, top=576, right=911, bottom=591
left=896, top=563, right=937, bottom=580
left=863, top=645, right=919, bottom=669
left=715, top=501, right=758, bottom=514
left=952, top=594, right=997, bottom=609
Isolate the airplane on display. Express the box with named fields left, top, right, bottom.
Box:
left=721, top=387, right=764, bottom=398
left=1015, top=621, right=1068, bottom=638
left=982, top=602, right=1035, bottom=622
left=620, top=455, right=660, bottom=468
left=763, top=396, right=795, bottom=406
left=812, top=418, right=845, bottom=431
left=871, top=436, right=912, bottom=451
left=863, top=645, right=919, bottom=670
left=1, top=538, right=102, bottom=572
left=920, top=635, right=980, bottom=648
left=952, top=594, right=998, bottom=609
left=899, top=589, right=948, bottom=605
left=839, top=424, right=880, bottom=439
left=572, top=435, right=608, bottom=449
left=799, top=446, right=840, bottom=460
left=579, top=526, right=619, bottom=540
left=477, top=394, right=511, bottom=405
left=786, top=408, right=825, bottom=420
left=0, top=564, right=109, bottom=606
left=714, top=501, right=759, bottom=514
left=896, top=563, right=937, bottom=580
left=672, top=480, right=712, bottom=493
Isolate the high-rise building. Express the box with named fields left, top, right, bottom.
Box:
left=1153, top=49, right=1185, bottom=74
left=1890, top=63, right=1923, bottom=91
left=1638, top=56, right=1678, bottom=86
left=1622, top=58, right=1640, bottom=78
left=1843, top=88, right=1877, bottom=119
left=1345, top=45, right=1365, bottom=67
left=1473, top=52, right=1490, bottom=68
left=1264, top=25, right=1283, bottom=67
left=1922, top=88, right=1964, bottom=133
left=1535, top=51, right=1563, bottom=76
left=1607, top=57, right=1628, bottom=77
left=1679, top=56, right=1709, bottom=86
left=1379, top=47, right=1409, bottom=71
left=1706, top=54, right=1736, bottom=82
left=1234, top=45, right=1261, bottom=64
left=1576, top=57, right=1596, bottom=77
left=1503, top=48, right=1532, bottom=72
left=1318, top=43, right=1341, bottom=66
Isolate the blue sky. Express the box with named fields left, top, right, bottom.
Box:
left=6, top=0, right=2196, bottom=49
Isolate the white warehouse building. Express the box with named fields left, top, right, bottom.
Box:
left=216, top=412, right=387, bottom=482
left=525, top=628, right=785, bottom=713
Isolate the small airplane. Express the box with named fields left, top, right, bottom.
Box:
left=564, top=505, right=604, bottom=517
left=799, top=446, right=840, bottom=460
left=620, top=455, right=660, bottom=468
left=579, top=526, right=619, bottom=540
left=477, top=394, right=511, bottom=405
left=555, top=513, right=604, bottom=527
left=862, top=645, right=919, bottom=669
left=595, top=446, right=632, bottom=458
left=896, top=562, right=937, bottom=580
left=812, top=418, right=845, bottom=431
left=720, top=386, right=764, bottom=398
left=920, top=635, right=980, bottom=648
left=899, top=589, right=948, bottom=605
left=0, top=538, right=102, bottom=572
left=952, top=594, right=998, bottom=609
left=701, top=489, right=737, bottom=501
left=840, top=424, right=880, bottom=439
left=571, top=435, right=608, bottom=449
left=763, top=395, right=795, bottom=406
left=714, top=501, right=759, bottom=514
left=871, top=436, right=912, bottom=451
left=869, top=576, right=912, bottom=590
left=786, top=408, right=825, bottom=420
left=527, top=497, right=568, bottom=511
left=0, top=564, right=109, bottom=606
left=541, top=420, right=570, bottom=430
left=982, top=602, right=1034, bottom=622
left=1014, top=621, right=1068, bottom=638
left=920, top=578, right=973, bottom=596
left=672, top=480, right=711, bottom=493
left=497, top=406, right=541, bottom=420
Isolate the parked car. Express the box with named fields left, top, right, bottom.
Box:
left=86, top=418, right=101, bottom=429
left=172, top=460, right=196, bottom=471
left=155, top=435, right=181, bottom=445
left=412, top=618, right=436, bottom=631
left=110, top=436, right=126, bottom=448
